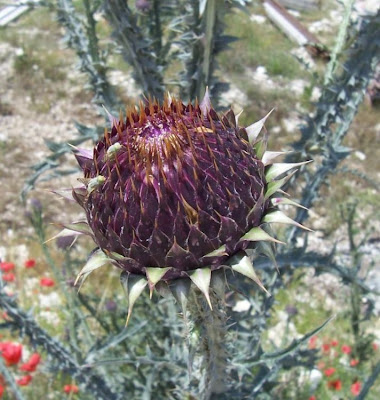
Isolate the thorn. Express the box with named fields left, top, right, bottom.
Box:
left=264, top=171, right=297, bottom=200
left=271, top=197, right=308, bottom=210
left=263, top=211, right=313, bottom=232
left=266, top=160, right=313, bottom=182
left=120, top=274, right=148, bottom=327
left=146, top=267, right=170, bottom=298
left=262, top=151, right=292, bottom=166
left=235, top=109, right=243, bottom=126
left=102, top=105, right=118, bottom=127
left=240, top=226, right=285, bottom=244
left=74, top=249, right=110, bottom=286
left=189, top=268, right=213, bottom=310
left=230, top=253, right=269, bottom=294
left=246, top=109, right=275, bottom=145
left=200, top=87, right=211, bottom=116
left=204, top=245, right=228, bottom=258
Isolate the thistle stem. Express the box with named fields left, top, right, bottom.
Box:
left=189, top=285, right=229, bottom=400
left=0, top=354, right=25, bottom=400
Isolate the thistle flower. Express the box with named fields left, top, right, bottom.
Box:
left=60, top=91, right=310, bottom=322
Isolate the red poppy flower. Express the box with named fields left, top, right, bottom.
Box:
left=330, top=340, right=338, bottom=347
left=1, top=273, right=15, bottom=282
left=20, top=353, right=41, bottom=372
left=341, top=344, right=352, bottom=354
left=373, top=343, right=378, bottom=351
left=309, top=396, right=316, bottom=400
left=16, top=375, right=32, bottom=386
left=0, top=342, right=22, bottom=365
left=0, top=384, right=4, bottom=397
left=322, top=343, right=330, bottom=353
left=24, top=259, right=36, bottom=268
left=0, top=262, right=15, bottom=272
left=40, top=277, right=55, bottom=287
left=324, top=367, right=336, bottom=377
left=351, top=381, right=361, bottom=396
left=308, top=336, right=318, bottom=349
left=327, top=379, right=342, bottom=391
left=350, top=359, right=359, bottom=367
left=64, top=384, right=79, bottom=394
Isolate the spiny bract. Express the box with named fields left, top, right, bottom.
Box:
left=57, top=91, right=310, bottom=321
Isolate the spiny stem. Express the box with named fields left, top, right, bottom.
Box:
left=0, top=290, right=119, bottom=400
left=189, top=284, right=229, bottom=400
left=0, top=354, right=25, bottom=400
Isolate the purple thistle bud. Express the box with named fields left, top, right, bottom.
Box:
left=73, top=96, right=268, bottom=280
left=30, top=198, right=42, bottom=211
left=64, top=93, right=311, bottom=317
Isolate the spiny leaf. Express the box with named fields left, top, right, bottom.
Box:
left=75, top=249, right=111, bottom=287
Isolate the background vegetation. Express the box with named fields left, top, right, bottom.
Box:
left=0, top=0, right=378, bottom=399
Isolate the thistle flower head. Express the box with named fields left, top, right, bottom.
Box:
left=60, top=91, right=310, bottom=321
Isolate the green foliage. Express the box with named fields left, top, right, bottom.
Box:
left=286, top=9, right=380, bottom=242
left=102, top=0, right=165, bottom=100
left=22, top=0, right=249, bottom=197
left=56, top=0, right=116, bottom=108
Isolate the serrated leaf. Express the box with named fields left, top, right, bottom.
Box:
left=247, top=316, right=334, bottom=366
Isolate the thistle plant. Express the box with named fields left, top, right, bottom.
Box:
left=4, top=2, right=378, bottom=399
left=51, top=90, right=311, bottom=398
left=69, top=91, right=310, bottom=306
